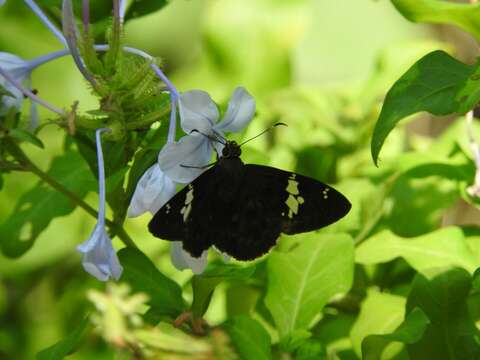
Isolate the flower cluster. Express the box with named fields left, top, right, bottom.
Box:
left=0, top=0, right=255, bottom=279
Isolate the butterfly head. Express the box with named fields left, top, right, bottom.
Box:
left=221, top=140, right=242, bottom=158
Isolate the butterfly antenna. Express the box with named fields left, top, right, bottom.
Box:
left=212, top=130, right=227, bottom=144
left=239, top=122, right=287, bottom=147
left=190, top=129, right=226, bottom=144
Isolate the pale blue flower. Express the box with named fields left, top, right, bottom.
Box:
left=77, top=129, right=123, bottom=281
left=128, top=163, right=177, bottom=217
left=0, top=0, right=6, bottom=6
left=171, top=242, right=208, bottom=274
left=77, top=223, right=123, bottom=281
left=158, top=87, right=256, bottom=183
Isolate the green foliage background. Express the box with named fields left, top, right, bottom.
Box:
left=2, top=0, right=480, bottom=359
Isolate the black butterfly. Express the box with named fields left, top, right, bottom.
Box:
left=148, top=138, right=351, bottom=261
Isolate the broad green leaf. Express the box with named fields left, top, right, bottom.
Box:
left=394, top=152, right=471, bottom=181
left=0, top=150, right=96, bottom=257
left=191, top=262, right=255, bottom=319
left=371, top=50, right=474, bottom=165
left=311, top=312, right=357, bottom=347
left=385, top=175, right=458, bottom=237
left=350, top=290, right=406, bottom=357
left=36, top=317, right=90, bottom=360
left=118, top=248, right=186, bottom=318
left=125, top=0, right=169, bottom=21
left=265, top=234, right=354, bottom=340
left=361, top=308, right=430, bottom=360
left=391, top=0, right=480, bottom=42
left=223, top=315, right=272, bottom=360
left=105, top=167, right=129, bottom=191
left=9, top=129, right=44, bottom=148
left=406, top=268, right=480, bottom=359
left=356, top=227, right=480, bottom=274
left=226, top=284, right=259, bottom=317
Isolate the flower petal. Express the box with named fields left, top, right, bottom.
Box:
left=0, top=53, right=31, bottom=113
left=214, top=87, right=255, bottom=133
left=0, top=53, right=30, bottom=75
left=179, top=90, right=219, bottom=134
left=128, top=164, right=177, bottom=217
left=77, top=224, right=123, bottom=281
left=158, top=135, right=212, bottom=183
left=170, top=242, right=208, bottom=274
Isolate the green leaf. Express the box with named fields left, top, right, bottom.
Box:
left=361, top=308, right=430, bottom=360
left=350, top=290, right=406, bottom=358
left=223, top=315, right=272, bottom=360
left=8, top=129, right=44, bottom=148
left=385, top=175, right=458, bottom=237
left=125, top=0, right=169, bottom=21
left=105, top=167, right=129, bottom=192
left=0, top=150, right=96, bottom=257
left=118, top=248, right=186, bottom=318
left=394, top=152, right=472, bottom=181
left=191, top=262, right=255, bottom=319
left=265, top=234, right=354, bottom=340
left=371, top=50, right=474, bottom=166
left=294, top=340, right=327, bottom=360
left=36, top=317, right=90, bottom=360
left=406, top=268, right=480, bottom=359
left=356, top=227, right=480, bottom=274
left=391, top=0, right=480, bottom=42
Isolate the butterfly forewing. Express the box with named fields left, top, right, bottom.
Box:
left=148, top=167, right=219, bottom=257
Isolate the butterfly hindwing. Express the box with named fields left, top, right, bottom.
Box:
left=208, top=164, right=351, bottom=260
left=243, top=165, right=351, bottom=235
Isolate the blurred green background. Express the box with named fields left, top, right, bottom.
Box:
left=0, top=0, right=468, bottom=358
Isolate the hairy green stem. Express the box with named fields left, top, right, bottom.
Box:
left=5, top=139, right=136, bottom=248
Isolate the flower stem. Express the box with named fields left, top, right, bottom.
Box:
left=82, top=0, right=90, bottom=33
left=4, top=139, right=136, bottom=248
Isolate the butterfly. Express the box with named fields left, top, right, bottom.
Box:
left=148, top=137, right=351, bottom=261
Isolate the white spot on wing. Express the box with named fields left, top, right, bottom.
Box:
left=322, top=187, right=330, bottom=199
left=180, top=184, right=194, bottom=222
left=285, top=174, right=304, bottom=218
